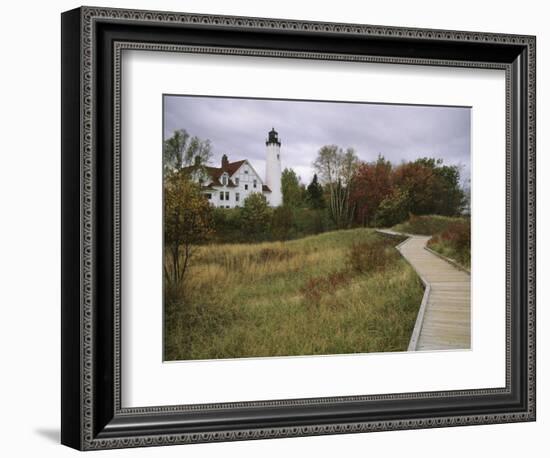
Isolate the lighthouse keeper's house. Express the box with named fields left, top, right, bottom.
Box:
left=184, top=128, right=283, bottom=208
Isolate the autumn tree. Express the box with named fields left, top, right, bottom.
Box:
left=350, top=155, right=393, bottom=226
left=392, top=158, right=464, bottom=216
left=163, top=129, right=213, bottom=177
left=373, top=188, right=410, bottom=227
left=313, top=145, right=358, bottom=229
left=281, top=168, right=303, bottom=208
left=164, top=172, right=213, bottom=285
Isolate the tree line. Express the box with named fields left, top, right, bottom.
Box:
left=281, top=147, right=466, bottom=229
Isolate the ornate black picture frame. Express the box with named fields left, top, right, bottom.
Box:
left=61, top=6, right=536, bottom=450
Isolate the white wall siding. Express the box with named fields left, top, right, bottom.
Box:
left=195, top=158, right=277, bottom=208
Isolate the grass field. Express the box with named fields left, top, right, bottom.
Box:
left=393, top=215, right=471, bottom=270
left=164, top=228, right=424, bottom=361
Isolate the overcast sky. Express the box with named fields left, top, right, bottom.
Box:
left=164, top=95, right=471, bottom=185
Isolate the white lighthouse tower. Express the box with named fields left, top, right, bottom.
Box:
left=265, top=127, right=282, bottom=206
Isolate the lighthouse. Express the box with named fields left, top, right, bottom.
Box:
left=265, top=127, right=282, bottom=206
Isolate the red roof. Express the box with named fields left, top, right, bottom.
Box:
left=201, top=160, right=246, bottom=180
left=224, top=160, right=246, bottom=176
left=183, top=160, right=245, bottom=180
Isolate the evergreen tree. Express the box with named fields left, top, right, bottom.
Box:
left=306, top=173, right=325, bottom=209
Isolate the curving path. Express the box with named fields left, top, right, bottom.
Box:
left=378, top=229, right=471, bottom=351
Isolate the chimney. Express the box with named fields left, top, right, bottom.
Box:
left=221, top=154, right=229, bottom=169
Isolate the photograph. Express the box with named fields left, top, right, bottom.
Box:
left=162, top=95, right=472, bottom=361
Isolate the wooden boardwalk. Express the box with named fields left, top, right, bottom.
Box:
left=379, top=230, right=471, bottom=351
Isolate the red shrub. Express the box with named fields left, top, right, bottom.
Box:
left=439, top=221, right=470, bottom=251
left=300, top=271, right=350, bottom=307
left=347, top=239, right=398, bottom=274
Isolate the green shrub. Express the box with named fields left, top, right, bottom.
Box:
left=291, top=208, right=334, bottom=237
left=211, top=206, right=335, bottom=244
left=373, top=189, right=410, bottom=227
left=211, top=208, right=245, bottom=243
left=241, top=193, right=272, bottom=240
left=271, top=205, right=294, bottom=240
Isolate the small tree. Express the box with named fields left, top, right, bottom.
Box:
left=241, top=193, right=271, bottom=239
left=281, top=168, right=303, bottom=208
left=313, top=145, right=358, bottom=229
left=164, top=172, right=213, bottom=285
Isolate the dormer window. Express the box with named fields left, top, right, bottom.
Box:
left=221, top=174, right=228, bottom=186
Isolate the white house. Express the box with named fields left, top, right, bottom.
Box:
left=185, top=128, right=283, bottom=208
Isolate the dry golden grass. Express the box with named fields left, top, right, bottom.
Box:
left=164, top=228, right=424, bottom=360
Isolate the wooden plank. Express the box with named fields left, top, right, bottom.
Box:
left=377, top=229, right=471, bottom=351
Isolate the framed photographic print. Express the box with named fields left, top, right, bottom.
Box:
left=61, top=6, right=536, bottom=450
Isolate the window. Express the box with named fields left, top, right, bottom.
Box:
left=221, top=174, right=228, bottom=186
left=253, top=179, right=257, bottom=188
left=220, top=192, right=224, bottom=201
left=236, top=192, right=240, bottom=202
left=277, top=154, right=280, bottom=160
left=225, top=192, right=230, bottom=200
left=235, top=177, right=239, bottom=185
left=205, top=193, right=212, bottom=200
left=244, top=184, right=248, bottom=190
left=226, top=205, right=230, bottom=209
left=244, top=169, right=248, bottom=174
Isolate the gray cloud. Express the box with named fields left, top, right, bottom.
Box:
left=164, top=95, right=470, bottom=185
